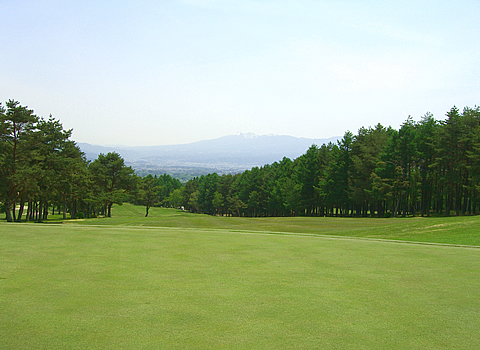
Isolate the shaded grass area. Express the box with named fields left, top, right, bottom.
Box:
left=1, top=224, right=479, bottom=349
left=63, top=203, right=480, bottom=246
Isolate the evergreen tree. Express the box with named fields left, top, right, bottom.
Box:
left=89, top=152, right=135, bottom=217
left=0, top=100, right=38, bottom=221
left=295, top=145, right=321, bottom=216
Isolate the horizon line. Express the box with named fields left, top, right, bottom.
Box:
left=74, top=133, right=342, bottom=148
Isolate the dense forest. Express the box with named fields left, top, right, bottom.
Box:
left=180, top=105, right=480, bottom=218
left=1, top=99, right=480, bottom=221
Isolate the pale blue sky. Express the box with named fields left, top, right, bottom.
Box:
left=1, top=0, right=479, bottom=146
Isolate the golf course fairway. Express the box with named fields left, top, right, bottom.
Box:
left=1, top=207, right=479, bottom=349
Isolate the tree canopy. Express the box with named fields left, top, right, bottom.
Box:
left=2, top=100, right=479, bottom=221
left=182, top=106, right=480, bottom=218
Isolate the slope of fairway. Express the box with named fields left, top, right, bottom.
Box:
left=65, top=204, right=480, bottom=246
left=1, top=222, right=479, bottom=349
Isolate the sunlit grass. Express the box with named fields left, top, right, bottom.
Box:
left=1, top=205, right=480, bottom=348
left=62, top=203, right=480, bottom=246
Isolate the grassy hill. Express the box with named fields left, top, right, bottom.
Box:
left=68, top=203, right=480, bottom=246
left=1, top=205, right=479, bottom=349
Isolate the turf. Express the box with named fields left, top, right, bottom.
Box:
left=67, top=204, right=480, bottom=246
left=1, top=206, right=480, bottom=349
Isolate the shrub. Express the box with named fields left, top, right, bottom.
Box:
left=76, top=212, right=85, bottom=219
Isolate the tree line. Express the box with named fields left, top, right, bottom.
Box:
left=0, top=100, right=181, bottom=222
left=2, top=100, right=479, bottom=221
left=179, top=106, right=480, bottom=217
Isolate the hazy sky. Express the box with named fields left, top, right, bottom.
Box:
left=2, top=1, right=479, bottom=146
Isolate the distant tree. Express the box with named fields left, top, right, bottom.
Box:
left=183, top=177, right=199, bottom=212
left=89, top=152, right=135, bottom=217
left=248, top=190, right=260, bottom=217
left=0, top=100, right=38, bottom=222
left=197, top=173, right=219, bottom=214
left=464, top=106, right=480, bottom=214
left=294, top=145, right=321, bottom=216
left=350, top=124, right=389, bottom=217
left=435, top=107, right=464, bottom=216
left=167, top=187, right=185, bottom=209
left=188, top=190, right=199, bottom=212
left=30, top=116, right=86, bottom=222
left=140, top=175, right=161, bottom=217
left=155, top=174, right=183, bottom=204
left=336, top=131, right=355, bottom=216
left=227, top=194, right=247, bottom=217
left=216, top=174, right=236, bottom=215
left=415, top=113, right=438, bottom=216
left=374, top=128, right=407, bottom=217
left=212, top=191, right=224, bottom=215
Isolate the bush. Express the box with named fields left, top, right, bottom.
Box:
left=76, top=212, right=85, bottom=219
left=384, top=212, right=392, bottom=218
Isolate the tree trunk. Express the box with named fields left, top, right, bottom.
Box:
left=38, top=199, right=43, bottom=223
left=27, top=199, right=33, bottom=221
left=12, top=199, right=17, bottom=222
left=63, top=193, right=67, bottom=220
left=4, top=200, right=13, bottom=222
left=445, top=184, right=453, bottom=216
left=25, top=199, right=31, bottom=222
left=15, top=197, right=25, bottom=222
left=43, top=201, right=48, bottom=220
left=27, top=200, right=33, bottom=221
left=393, top=194, right=401, bottom=218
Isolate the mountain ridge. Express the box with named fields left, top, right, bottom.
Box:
left=77, top=133, right=341, bottom=180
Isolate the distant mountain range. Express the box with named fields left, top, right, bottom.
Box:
left=77, top=133, right=340, bottom=180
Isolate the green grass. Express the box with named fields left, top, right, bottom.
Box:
left=1, top=205, right=480, bottom=349
left=66, top=203, right=480, bottom=246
